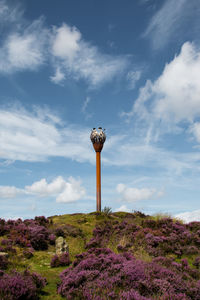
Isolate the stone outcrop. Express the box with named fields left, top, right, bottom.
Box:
left=55, top=236, right=69, bottom=255
left=0, top=252, right=9, bottom=258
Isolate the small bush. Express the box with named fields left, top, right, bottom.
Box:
left=0, top=270, right=46, bottom=300
left=34, top=216, right=49, bottom=227
left=51, top=253, right=71, bottom=268
left=0, top=255, right=8, bottom=270
left=55, top=227, right=66, bottom=238
left=102, top=206, right=112, bottom=216
left=29, top=226, right=49, bottom=250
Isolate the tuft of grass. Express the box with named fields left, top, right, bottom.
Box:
left=102, top=206, right=112, bottom=216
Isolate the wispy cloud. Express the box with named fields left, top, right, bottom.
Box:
left=50, top=67, right=65, bottom=85
left=81, top=97, right=93, bottom=119
left=82, top=97, right=91, bottom=114
left=2, top=104, right=200, bottom=176
left=0, top=0, right=23, bottom=24
left=0, top=106, right=93, bottom=163
left=126, top=70, right=141, bottom=89
left=143, top=0, right=199, bottom=49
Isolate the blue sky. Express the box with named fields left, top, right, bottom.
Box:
left=1, top=0, right=200, bottom=222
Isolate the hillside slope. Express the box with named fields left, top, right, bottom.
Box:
left=0, top=211, right=200, bottom=299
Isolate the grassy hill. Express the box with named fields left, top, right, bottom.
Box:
left=0, top=211, right=200, bottom=299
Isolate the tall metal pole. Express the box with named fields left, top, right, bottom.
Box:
left=96, top=151, right=101, bottom=212
left=90, top=127, right=106, bottom=212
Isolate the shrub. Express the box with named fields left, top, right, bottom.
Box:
left=55, top=227, right=66, bottom=238
left=34, top=216, right=49, bottom=227
left=102, top=206, right=112, bottom=216
left=51, top=253, right=71, bottom=268
left=29, top=225, right=49, bottom=250
left=0, top=219, right=7, bottom=236
left=0, top=218, right=53, bottom=251
left=0, top=255, right=8, bottom=270
left=0, top=270, right=46, bottom=300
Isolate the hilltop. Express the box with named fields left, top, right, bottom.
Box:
left=0, top=210, right=200, bottom=299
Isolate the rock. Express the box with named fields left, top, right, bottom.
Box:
left=0, top=252, right=9, bottom=258
left=55, top=236, right=69, bottom=255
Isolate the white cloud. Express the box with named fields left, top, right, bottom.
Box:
left=116, top=183, right=163, bottom=202
left=175, top=209, right=200, bottom=223
left=152, top=42, right=200, bottom=123
left=56, top=177, right=86, bottom=203
left=26, top=176, right=86, bottom=203
left=124, top=42, right=200, bottom=143
left=25, top=176, right=66, bottom=196
left=0, top=176, right=86, bottom=203
left=50, top=23, right=128, bottom=87
left=0, top=18, right=47, bottom=73
left=51, top=24, right=81, bottom=61
left=0, top=185, right=24, bottom=198
left=114, top=205, right=131, bottom=212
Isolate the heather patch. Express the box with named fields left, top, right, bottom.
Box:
left=58, top=247, right=200, bottom=299
left=0, top=212, right=200, bottom=299
left=50, top=253, right=71, bottom=268
left=0, top=270, right=46, bottom=300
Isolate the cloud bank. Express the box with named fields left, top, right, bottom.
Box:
left=175, top=209, right=200, bottom=223
left=0, top=176, right=86, bottom=203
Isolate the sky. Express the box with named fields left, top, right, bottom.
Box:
left=1, top=0, right=200, bottom=222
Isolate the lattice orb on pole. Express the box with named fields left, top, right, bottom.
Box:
left=90, top=127, right=106, bottom=212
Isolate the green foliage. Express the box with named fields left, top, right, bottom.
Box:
left=102, top=206, right=112, bottom=215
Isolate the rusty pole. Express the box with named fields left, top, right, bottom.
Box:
left=96, top=151, right=101, bottom=211
left=90, top=128, right=106, bottom=212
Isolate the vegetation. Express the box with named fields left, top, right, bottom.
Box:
left=0, top=211, right=200, bottom=299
